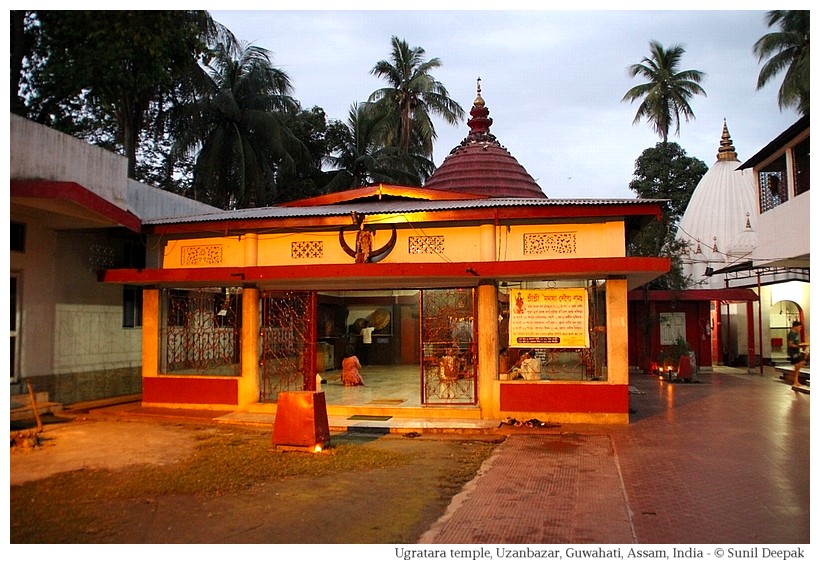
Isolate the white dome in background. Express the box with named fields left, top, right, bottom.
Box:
left=727, top=213, right=758, bottom=262
left=677, top=121, right=758, bottom=288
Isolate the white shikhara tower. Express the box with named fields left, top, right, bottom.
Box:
left=677, top=121, right=758, bottom=289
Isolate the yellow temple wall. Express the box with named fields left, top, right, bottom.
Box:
left=160, top=221, right=626, bottom=268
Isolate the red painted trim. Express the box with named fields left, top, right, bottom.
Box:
left=143, top=377, right=238, bottom=405
left=11, top=180, right=142, bottom=232
left=627, top=288, right=758, bottom=303
left=500, top=383, right=629, bottom=413
left=100, top=257, right=670, bottom=285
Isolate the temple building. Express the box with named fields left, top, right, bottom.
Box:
left=668, top=117, right=810, bottom=371
left=98, top=87, right=667, bottom=424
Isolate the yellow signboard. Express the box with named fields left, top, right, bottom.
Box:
left=508, top=288, right=589, bottom=348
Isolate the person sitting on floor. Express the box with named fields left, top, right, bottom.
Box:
left=341, top=345, right=364, bottom=386
left=510, top=349, right=542, bottom=381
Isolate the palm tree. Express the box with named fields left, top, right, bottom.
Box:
left=754, top=10, right=810, bottom=115
left=622, top=40, right=707, bottom=143
left=173, top=42, right=307, bottom=209
left=368, top=36, right=465, bottom=156
left=324, top=102, right=434, bottom=191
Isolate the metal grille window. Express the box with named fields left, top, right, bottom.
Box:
left=758, top=155, right=789, bottom=213
left=259, top=291, right=314, bottom=401
left=160, top=288, right=241, bottom=375
left=500, top=280, right=606, bottom=381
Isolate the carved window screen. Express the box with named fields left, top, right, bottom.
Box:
left=291, top=241, right=323, bottom=259
left=409, top=235, right=445, bottom=254
left=523, top=233, right=576, bottom=255
left=181, top=245, right=223, bottom=266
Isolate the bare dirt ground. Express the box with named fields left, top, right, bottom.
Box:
left=9, top=414, right=501, bottom=544
left=11, top=418, right=201, bottom=485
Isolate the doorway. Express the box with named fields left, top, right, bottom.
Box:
left=311, top=289, right=477, bottom=407
left=769, top=300, right=803, bottom=363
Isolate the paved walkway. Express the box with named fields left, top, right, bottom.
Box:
left=72, top=366, right=809, bottom=544
left=421, top=366, right=810, bottom=545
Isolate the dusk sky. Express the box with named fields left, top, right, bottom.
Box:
left=209, top=6, right=804, bottom=199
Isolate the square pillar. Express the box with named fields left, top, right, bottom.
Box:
left=606, top=278, right=629, bottom=385
left=141, top=288, right=159, bottom=378
left=238, top=286, right=260, bottom=406
left=477, top=282, right=499, bottom=418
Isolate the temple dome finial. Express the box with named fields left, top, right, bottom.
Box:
left=466, top=77, right=492, bottom=137
left=717, top=119, right=739, bottom=162
left=474, top=76, right=485, bottom=107
left=424, top=82, right=545, bottom=198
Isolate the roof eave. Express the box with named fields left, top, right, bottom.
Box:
left=146, top=200, right=665, bottom=236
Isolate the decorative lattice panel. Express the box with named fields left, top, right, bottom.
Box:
left=88, top=243, right=116, bottom=272
left=523, top=233, right=577, bottom=255
left=291, top=241, right=323, bottom=259
left=409, top=235, right=445, bottom=255
left=181, top=245, right=223, bottom=266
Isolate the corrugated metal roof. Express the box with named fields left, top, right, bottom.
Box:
left=146, top=198, right=665, bottom=225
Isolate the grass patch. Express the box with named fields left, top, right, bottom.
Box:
left=10, top=425, right=500, bottom=543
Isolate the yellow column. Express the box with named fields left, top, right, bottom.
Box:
left=479, top=223, right=496, bottom=261
left=606, top=278, right=629, bottom=385
left=238, top=286, right=260, bottom=407
left=243, top=233, right=258, bottom=266
left=142, top=288, right=159, bottom=378
left=477, top=222, right=499, bottom=418
left=477, top=282, right=499, bottom=418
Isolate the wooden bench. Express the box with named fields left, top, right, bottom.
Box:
left=774, top=365, right=810, bottom=386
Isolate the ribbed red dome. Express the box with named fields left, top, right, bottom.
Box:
left=424, top=90, right=546, bottom=199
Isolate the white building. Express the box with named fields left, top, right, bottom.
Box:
left=677, top=116, right=810, bottom=366
left=10, top=114, right=220, bottom=405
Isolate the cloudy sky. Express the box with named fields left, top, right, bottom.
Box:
left=208, top=6, right=804, bottom=200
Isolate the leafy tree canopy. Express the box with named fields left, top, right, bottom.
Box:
left=628, top=142, right=708, bottom=290
left=629, top=142, right=708, bottom=223
left=19, top=10, right=227, bottom=179
left=754, top=10, right=810, bottom=115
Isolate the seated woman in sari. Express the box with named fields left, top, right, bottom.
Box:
left=341, top=345, right=364, bottom=386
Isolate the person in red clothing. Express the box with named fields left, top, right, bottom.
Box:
left=341, top=345, right=364, bottom=386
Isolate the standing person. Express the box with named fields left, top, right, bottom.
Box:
left=341, top=345, right=364, bottom=386
left=787, top=320, right=809, bottom=387
left=360, top=322, right=374, bottom=365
